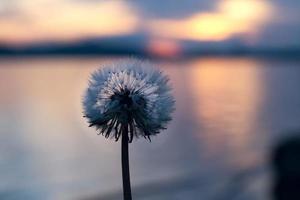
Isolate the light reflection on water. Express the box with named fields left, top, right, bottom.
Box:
left=187, top=59, right=264, bottom=167
left=0, top=56, right=300, bottom=200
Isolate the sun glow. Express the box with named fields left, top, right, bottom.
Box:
left=148, top=0, right=272, bottom=41
left=146, top=39, right=181, bottom=57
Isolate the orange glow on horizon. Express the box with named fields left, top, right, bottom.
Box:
left=146, top=39, right=181, bottom=57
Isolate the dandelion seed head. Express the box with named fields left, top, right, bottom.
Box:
left=83, top=58, right=175, bottom=142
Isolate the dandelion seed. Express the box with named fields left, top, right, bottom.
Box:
left=83, top=58, right=175, bottom=142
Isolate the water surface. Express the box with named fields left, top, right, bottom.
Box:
left=0, top=56, right=300, bottom=200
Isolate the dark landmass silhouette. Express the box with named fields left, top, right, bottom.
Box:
left=1, top=35, right=300, bottom=58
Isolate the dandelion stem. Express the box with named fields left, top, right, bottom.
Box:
left=121, top=124, right=132, bottom=200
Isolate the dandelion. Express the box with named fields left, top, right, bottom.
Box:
left=83, top=58, right=175, bottom=200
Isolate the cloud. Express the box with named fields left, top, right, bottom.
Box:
left=250, top=0, right=300, bottom=47
left=0, top=0, right=19, bottom=18
left=146, top=0, right=273, bottom=42
left=68, top=0, right=216, bottom=19
left=0, top=0, right=140, bottom=44
left=130, top=0, right=216, bottom=19
left=0, top=0, right=300, bottom=48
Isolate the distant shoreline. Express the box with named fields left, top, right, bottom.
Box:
left=0, top=50, right=299, bottom=59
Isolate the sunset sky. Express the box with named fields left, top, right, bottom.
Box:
left=0, top=0, right=300, bottom=48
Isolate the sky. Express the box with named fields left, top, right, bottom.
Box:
left=0, top=0, right=300, bottom=49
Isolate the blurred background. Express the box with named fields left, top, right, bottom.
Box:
left=0, top=0, right=300, bottom=199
